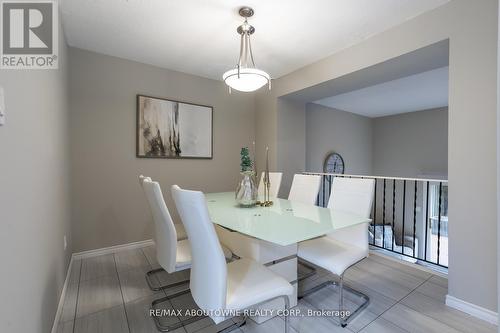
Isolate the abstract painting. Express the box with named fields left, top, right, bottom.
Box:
left=137, top=95, right=213, bottom=159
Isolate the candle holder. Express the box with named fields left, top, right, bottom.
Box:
left=256, top=146, right=273, bottom=207
left=256, top=180, right=273, bottom=207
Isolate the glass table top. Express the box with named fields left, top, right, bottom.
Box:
left=205, top=192, right=371, bottom=246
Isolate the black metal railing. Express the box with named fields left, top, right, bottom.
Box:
left=303, top=172, right=448, bottom=268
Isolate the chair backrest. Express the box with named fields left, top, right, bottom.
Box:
left=258, top=172, right=283, bottom=199
left=288, top=174, right=321, bottom=205
left=138, top=174, right=151, bottom=186
left=326, top=177, right=375, bottom=251
left=141, top=178, right=178, bottom=273
left=327, top=177, right=375, bottom=217
left=171, top=185, right=227, bottom=314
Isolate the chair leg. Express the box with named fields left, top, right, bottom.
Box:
left=151, top=289, right=203, bottom=332
left=297, top=259, right=317, bottom=282
left=151, top=290, right=247, bottom=333
left=299, top=279, right=336, bottom=299
left=217, top=316, right=247, bottom=333
left=282, top=295, right=290, bottom=333
left=145, top=268, right=189, bottom=292
left=339, top=274, right=346, bottom=328
left=218, top=295, right=289, bottom=333
left=152, top=292, right=289, bottom=333
left=299, top=270, right=369, bottom=328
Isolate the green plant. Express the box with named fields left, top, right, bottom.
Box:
left=240, top=147, right=253, bottom=172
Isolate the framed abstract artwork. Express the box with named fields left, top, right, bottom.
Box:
left=136, top=95, right=213, bottom=159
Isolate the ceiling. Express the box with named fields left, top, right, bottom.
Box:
left=314, top=66, right=449, bottom=117
left=60, top=0, right=449, bottom=81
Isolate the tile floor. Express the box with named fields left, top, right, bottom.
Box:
left=56, top=245, right=496, bottom=333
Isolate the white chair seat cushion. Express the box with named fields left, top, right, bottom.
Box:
left=174, top=223, right=187, bottom=240
left=174, top=239, right=233, bottom=271
left=298, top=236, right=367, bottom=276
left=225, top=258, right=293, bottom=311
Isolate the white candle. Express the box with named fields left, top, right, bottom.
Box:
left=265, top=147, right=270, bottom=196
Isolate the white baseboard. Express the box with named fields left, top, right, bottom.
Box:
left=72, top=239, right=154, bottom=260
left=445, top=295, right=498, bottom=325
left=51, top=256, right=74, bottom=333
left=369, top=249, right=448, bottom=278
left=51, top=239, right=155, bottom=332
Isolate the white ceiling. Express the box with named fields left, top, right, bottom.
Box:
left=314, top=66, right=449, bottom=117
left=60, top=0, right=449, bottom=80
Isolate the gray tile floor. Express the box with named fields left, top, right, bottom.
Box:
left=57, top=246, right=496, bottom=333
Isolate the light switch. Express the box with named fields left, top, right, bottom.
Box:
left=0, top=86, right=4, bottom=126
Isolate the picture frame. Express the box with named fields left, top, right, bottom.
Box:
left=136, top=94, right=213, bottom=159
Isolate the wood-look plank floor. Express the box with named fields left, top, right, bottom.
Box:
left=57, top=246, right=496, bottom=333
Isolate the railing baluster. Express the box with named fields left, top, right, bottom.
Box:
left=401, top=180, right=406, bottom=255
left=392, top=179, right=396, bottom=251
left=382, top=179, right=386, bottom=249
left=424, top=181, right=430, bottom=261
left=373, top=179, right=377, bottom=246
left=322, top=176, right=326, bottom=207
left=437, top=182, right=443, bottom=265
left=299, top=172, right=448, bottom=269
left=329, top=175, right=332, bottom=206
left=413, top=180, right=417, bottom=258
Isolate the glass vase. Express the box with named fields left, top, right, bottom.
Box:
left=235, top=171, right=257, bottom=207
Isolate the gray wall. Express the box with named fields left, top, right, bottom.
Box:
left=255, top=89, right=278, bottom=173
left=373, top=107, right=448, bottom=178
left=497, top=1, right=500, bottom=322
left=0, top=20, right=71, bottom=333
left=257, top=0, right=498, bottom=312
left=304, top=106, right=448, bottom=252
left=306, top=103, right=373, bottom=175
left=69, top=48, right=255, bottom=252
left=277, top=98, right=306, bottom=198
left=305, top=105, right=447, bottom=179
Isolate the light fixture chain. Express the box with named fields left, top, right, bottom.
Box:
left=238, top=33, right=244, bottom=68
left=244, top=32, right=249, bottom=68
left=247, top=33, right=256, bottom=67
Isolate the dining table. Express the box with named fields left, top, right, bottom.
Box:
left=205, top=192, right=371, bottom=323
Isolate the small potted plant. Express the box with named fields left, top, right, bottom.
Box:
left=235, top=147, right=257, bottom=207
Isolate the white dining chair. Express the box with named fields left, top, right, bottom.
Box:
left=288, top=174, right=322, bottom=280
left=288, top=174, right=321, bottom=204
left=297, top=177, right=375, bottom=327
left=258, top=171, right=282, bottom=199
left=139, top=175, right=187, bottom=241
left=140, top=177, right=232, bottom=296
left=169, top=185, right=293, bottom=333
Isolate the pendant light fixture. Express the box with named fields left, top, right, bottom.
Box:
left=222, top=7, right=271, bottom=93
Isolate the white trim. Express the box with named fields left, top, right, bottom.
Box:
left=445, top=295, right=498, bottom=325
left=302, top=171, right=448, bottom=183
left=51, top=239, right=155, bottom=332
left=369, top=249, right=448, bottom=278
left=50, top=256, right=74, bottom=333
left=72, top=239, right=154, bottom=260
